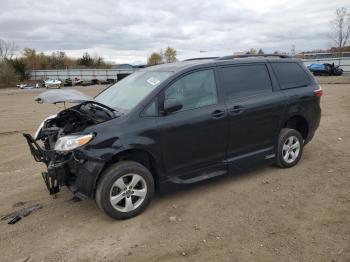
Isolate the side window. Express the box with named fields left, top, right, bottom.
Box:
left=271, top=62, right=310, bottom=89
left=142, top=101, right=157, bottom=117
left=165, top=69, right=218, bottom=112
left=221, top=64, right=272, bottom=100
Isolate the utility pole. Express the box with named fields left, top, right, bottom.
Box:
left=291, top=44, right=295, bottom=56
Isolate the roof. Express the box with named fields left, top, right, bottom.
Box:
left=145, top=59, right=215, bottom=72
left=144, top=55, right=301, bottom=73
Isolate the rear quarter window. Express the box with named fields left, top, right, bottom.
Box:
left=221, top=64, right=272, bottom=100
left=271, top=62, right=310, bottom=89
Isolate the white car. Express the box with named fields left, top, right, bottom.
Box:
left=44, top=79, right=62, bottom=89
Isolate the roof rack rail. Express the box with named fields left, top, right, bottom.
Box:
left=216, top=54, right=291, bottom=60
left=184, top=57, right=219, bottom=61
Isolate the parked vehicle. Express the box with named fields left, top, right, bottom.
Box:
left=24, top=55, right=322, bottom=219
left=100, top=79, right=116, bottom=85
left=17, top=83, right=39, bottom=89
left=64, top=78, right=83, bottom=86
left=81, top=80, right=93, bottom=86
left=43, top=79, right=62, bottom=89
left=307, top=63, right=343, bottom=76
left=91, top=78, right=99, bottom=85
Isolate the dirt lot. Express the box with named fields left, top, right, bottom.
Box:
left=0, top=83, right=349, bottom=262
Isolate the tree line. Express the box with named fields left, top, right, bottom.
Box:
left=147, top=46, right=177, bottom=66
left=0, top=41, right=112, bottom=87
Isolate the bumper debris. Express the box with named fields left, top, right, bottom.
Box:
left=1, top=204, right=43, bottom=225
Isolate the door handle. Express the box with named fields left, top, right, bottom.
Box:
left=230, top=105, right=244, bottom=115
left=211, top=109, right=226, bottom=119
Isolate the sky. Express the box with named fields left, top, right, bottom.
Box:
left=0, top=0, right=349, bottom=64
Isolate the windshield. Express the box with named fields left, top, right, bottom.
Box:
left=95, top=70, right=172, bottom=111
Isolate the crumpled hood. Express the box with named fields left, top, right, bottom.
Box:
left=35, top=89, right=94, bottom=104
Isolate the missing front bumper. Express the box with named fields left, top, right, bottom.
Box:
left=23, top=133, right=68, bottom=195
left=23, top=133, right=53, bottom=165
left=23, top=133, right=105, bottom=198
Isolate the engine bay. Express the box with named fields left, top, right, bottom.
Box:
left=37, top=102, right=115, bottom=150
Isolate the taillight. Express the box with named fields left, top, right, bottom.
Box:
left=314, top=87, right=323, bottom=97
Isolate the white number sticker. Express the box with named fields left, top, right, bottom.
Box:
left=147, top=77, right=160, bottom=86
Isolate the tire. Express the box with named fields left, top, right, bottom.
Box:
left=276, top=128, right=304, bottom=168
left=96, top=161, right=155, bottom=219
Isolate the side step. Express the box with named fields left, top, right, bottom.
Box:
left=169, top=170, right=226, bottom=184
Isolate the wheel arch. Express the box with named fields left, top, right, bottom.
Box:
left=283, top=115, right=309, bottom=140
left=93, top=148, right=161, bottom=197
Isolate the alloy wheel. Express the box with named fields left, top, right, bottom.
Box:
left=109, top=174, right=147, bottom=212
left=282, top=136, right=300, bottom=164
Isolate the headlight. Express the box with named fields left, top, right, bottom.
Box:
left=54, top=134, right=94, bottom=152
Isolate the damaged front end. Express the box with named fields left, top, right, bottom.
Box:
left=23, top=89, right=117, bottom=198
left=23, top=133, right=61, bottom=194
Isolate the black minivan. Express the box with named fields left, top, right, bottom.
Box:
left=24, top=55, right=322, bottom=219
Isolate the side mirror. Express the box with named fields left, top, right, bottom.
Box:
left=163, top=98, right=183, bottom=114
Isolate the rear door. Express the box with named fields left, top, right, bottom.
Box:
left=219, top=63, right=285, bottom=170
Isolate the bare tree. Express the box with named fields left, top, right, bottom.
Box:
left=330, top=7, right=350, bottom=51
left=0, top=38, right=16, bottom=61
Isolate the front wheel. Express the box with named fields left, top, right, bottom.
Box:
left=276, top=128, right=304, bottom=168
left=96, top=161, right=155, bottom=219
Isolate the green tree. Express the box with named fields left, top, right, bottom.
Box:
left=93, top=55, right=105, bottom=68
left=0, top=61, right=18, bottom=87
left=246, top=48, right=257, bottom=55
left=22, top=48, right=36, bottom=58
left=78, top=52, right=94, bottom=67
left=8, top=58, right=30, bottom=81
left=164, top=47, right=177, bottom=63
left=258, top=48, right=264, bottom=55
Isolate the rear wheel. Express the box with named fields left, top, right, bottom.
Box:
left=276, top=128, right=303, bottom=168
left=96, top=161, right=155, bottom=219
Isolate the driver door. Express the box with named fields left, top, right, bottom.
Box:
left=156, top=69, right=228, bottom=181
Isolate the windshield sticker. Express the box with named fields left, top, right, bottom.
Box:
left=147, top=77, right=160, bottom=86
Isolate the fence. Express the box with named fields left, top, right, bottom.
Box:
left=30, top=68, right=139, bottom=81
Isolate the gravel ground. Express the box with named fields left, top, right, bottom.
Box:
left=0, top=83, right=349, bottom=262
